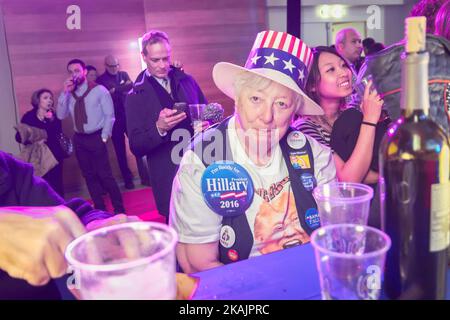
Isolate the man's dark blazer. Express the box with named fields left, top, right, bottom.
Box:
left=125, top=67, right=207, bottom=217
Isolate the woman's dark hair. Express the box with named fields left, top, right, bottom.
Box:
left=362, top=37, right=375, bottom=50
left=367, top=42, right=385, bottom=56
left=86, top=65, right=97, bottom=72
left=31, top=88, right=53, bottom=110
left=305, top=46, right=352, bottom=106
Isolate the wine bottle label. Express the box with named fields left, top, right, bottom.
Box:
left=430, top=182, right=450, bottom=252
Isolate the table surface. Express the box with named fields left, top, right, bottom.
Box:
left=192, top=244, right=450, bottom=300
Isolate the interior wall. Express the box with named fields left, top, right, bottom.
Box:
left=0, top=3, right=20, bottom=155
left=1, top=0, right=267, bottom=193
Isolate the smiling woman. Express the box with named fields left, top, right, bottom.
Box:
left=293, top=46, right=352, bottom=148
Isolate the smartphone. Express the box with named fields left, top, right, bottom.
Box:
left=173, top=102, right=187, bottom=115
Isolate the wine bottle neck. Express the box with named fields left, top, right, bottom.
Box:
left=400, top=51, right=430, bottom=118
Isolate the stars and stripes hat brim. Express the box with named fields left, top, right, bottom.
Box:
left=212, top=30, right=323, bottom=116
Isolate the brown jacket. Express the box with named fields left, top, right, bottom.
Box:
left=15, top=123, right=58, bottom=176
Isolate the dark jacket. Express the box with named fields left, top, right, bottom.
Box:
left=0, top=150, right=113, bottom=299
left=15, top=109, right=66, bottom=161
left=125, top=67, right=207, bottom=216
left=96, top=70, right=133, bottom=120
left=358, top=34, right=450, bottom=135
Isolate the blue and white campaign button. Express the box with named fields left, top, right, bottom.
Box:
left=305, top=208, right=320, bottom=229
left=220, top=225, right=236, bottom=248
left=201, top=161, right=254, bottom=217
left=300, top=173, right=316, bottom=191
left=287, top=131, right=306, bottom=149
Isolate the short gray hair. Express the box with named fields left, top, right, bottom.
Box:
left=233, top=71, right=303, bottom=113
left=335, top=27, right=359, bottom=45
left=141, top=30, right=170, bottom=56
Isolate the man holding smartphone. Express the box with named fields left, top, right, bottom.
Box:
left=125, top=30, right=207, bottom=221
left=57, top=59, right=125, bottom=214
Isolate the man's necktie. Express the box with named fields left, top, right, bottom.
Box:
left=162, top=78, right=171, bottom=95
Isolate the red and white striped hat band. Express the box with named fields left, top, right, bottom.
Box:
left=244, top=30, right=314, bottom=90
left=250, top=30, right=314, bottom=69
left=212, top=30, right=324, bottom=116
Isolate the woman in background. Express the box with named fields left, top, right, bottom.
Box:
left=16, top=89, right=66, bottom=197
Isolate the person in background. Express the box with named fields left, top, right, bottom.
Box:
left=335, top=28, right=364, bottom=73
left=0, top=150, right=139, bottom=299
left=362, top=37, right=375, bottom=56
left=125, top=30, right=207, bottom=222
left=86, top=65, right=98, bottom=83
left=57, top=59, right=125, bottom=214
left=96, top=55, right=150, bottom=189
left=366, top=42, right=385, bottom=56
left=15, top=89, right=66, bottom=197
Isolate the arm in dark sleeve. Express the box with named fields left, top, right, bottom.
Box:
left=116, top=72, right=133, bottom=93
left=125, top=92, right=168, bottom=157
left=15, top=131, right=22, bottom=144
left=5, top=153, right=113, bottom=224
left=190, top=77, right=207, bottom=104
left=330, top=108, right=362, bottom=163
left=63, top=198, right=113, bottom=226
left=15, top=113, right=32, bottom=144
left=8, top=154, right=64, bottom=207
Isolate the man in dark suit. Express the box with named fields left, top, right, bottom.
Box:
left=125, top=30, right=207, bottom=221
left=97, top=55, right=150, bottom=189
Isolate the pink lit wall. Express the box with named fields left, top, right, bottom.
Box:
left=0, top=0, right=266, bottom=193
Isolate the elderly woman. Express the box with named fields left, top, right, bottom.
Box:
left=169, top=31, right=337, bottom=273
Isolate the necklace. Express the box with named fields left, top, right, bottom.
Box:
left=319, top=115, right=334, bottom=132
left=36, top=110, right=46, bottom=122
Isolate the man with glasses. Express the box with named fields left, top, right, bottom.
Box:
left=97, top=55, right=150, bottom=189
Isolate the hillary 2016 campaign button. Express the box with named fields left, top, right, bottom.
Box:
left=305, top=208, right=320, bottom=229
left=201, top=161, right=254, bottom=217
left=287, top=131, right=306, bottom=149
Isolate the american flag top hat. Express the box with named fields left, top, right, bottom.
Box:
left=213, top=30, right=323, bottom=115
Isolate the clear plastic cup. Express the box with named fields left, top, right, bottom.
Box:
left=311, top=224, right=391, bottom=300
left=188, top=103, right=206, bottom=128
left=65, top=222, right=178, bottom=300
left=313, top=182, right=374, bottom=226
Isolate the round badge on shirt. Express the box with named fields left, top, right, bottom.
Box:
left=305, top=208, right=320, bottom=229
left=201, top=161, right=254, bottom=217
left=219, top=225, right=236, bottom=248
left=300, top=173, right=316, bottom=191
left=287, top=131, right=307, bottom=149
left=227, top=249, right=239, bottom=262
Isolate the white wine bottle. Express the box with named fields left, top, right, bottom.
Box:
left=379, top=16, right=450, bottom=300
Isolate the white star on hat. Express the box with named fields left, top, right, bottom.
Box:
left=283, top=59, right=295, bottom=73
left=250, top=54, right=261, bottom=65
left=264, top=53, right=279, bottom=66
left=298, top=69, right=305, bottom=82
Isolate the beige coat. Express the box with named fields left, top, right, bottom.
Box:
left=15, top=123, right=58, bottom=177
